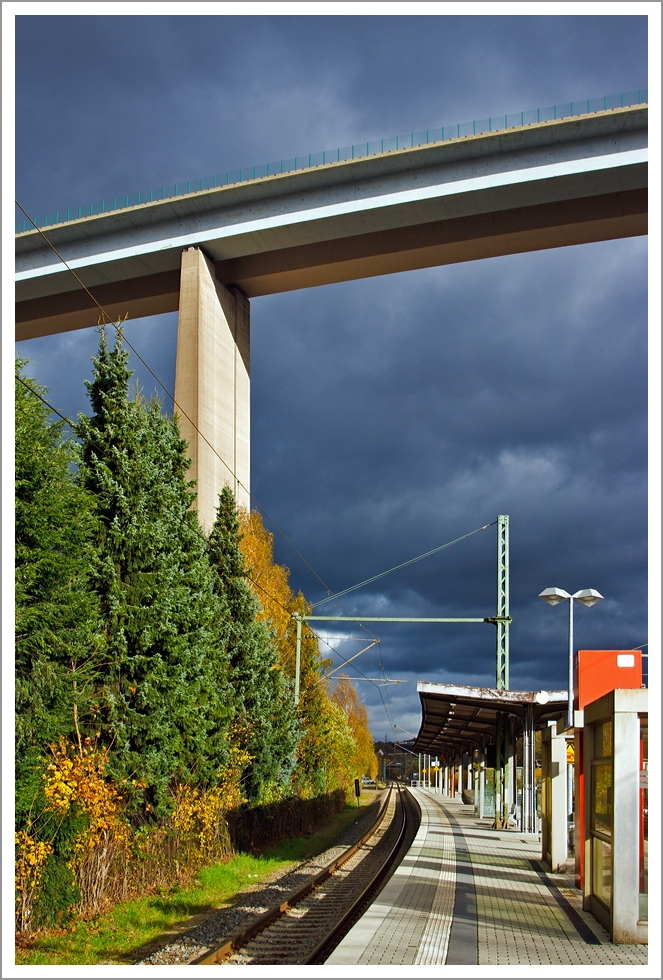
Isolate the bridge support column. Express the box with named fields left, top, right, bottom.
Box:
left=175, top=247, right=250, bottom=530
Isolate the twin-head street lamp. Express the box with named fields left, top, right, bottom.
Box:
left=538, top=587, right=604, bottom=728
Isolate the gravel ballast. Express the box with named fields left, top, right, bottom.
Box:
left=132, top=793, right=385, bottom=966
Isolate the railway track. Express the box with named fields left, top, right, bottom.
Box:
left=193, top=783, right=418, bottom=966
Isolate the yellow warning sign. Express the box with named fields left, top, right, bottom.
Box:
left=566, top=743, right=575, bottom=764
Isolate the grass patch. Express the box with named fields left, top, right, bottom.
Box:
left=260, top=790, right=379, bottom=863
left=15, top=793, right=381, bottom=966
left=16, top=852, right=286, bottom=967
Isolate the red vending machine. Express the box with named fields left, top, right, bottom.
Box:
left=574, top=650, right=643, bottom=889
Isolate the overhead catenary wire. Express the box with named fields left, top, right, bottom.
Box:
left=311, top=635, right=377, bottom=642
left=16, top=375, right=73, bottom=427
left=251, top=566, right=389, bottom=707
left=17, top=367, right=388, bottom=697
left=302, top=522, right=502, bottom=735
left=15, top=375, right=293, bottom=634
left=297, top=521, right=498, bottom=732
left=16, top=201, right=385, bottom=661
left=394, top=725, right=419, bottom=739
left=320, top=640, right=380, bottom=681
left=312, top=521, right=497, bottom=607
left=333, top=636, right=398, bottom=726
left=16, top=368, right=388, bottom=698
left=15, top=199, right=334, bottom=602
left=14, top=201, right=442, bottom=732
left=17, top=371, right=280, bottom=614
left=217, top=563, right=382, bottom=686
left=17, top=378, right=384, bottom=697
left=17, top=369, right=389, bottom=746
left=380, top=649, right=398, bottom=735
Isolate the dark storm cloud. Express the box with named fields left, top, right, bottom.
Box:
left=248, top=240, right=647, bottom=723
left=14, top=13, right=648, bottom=736
left=250, top=243, right=647, bottom=563
left=16, top=14, right=646, bottom=216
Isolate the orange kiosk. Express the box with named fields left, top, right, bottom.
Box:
left=573, top=650, right=642, bottom=889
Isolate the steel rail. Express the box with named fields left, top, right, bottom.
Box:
left=303, top=782, right=410, bottom=964
left=193, top=784, right=403, bottom=965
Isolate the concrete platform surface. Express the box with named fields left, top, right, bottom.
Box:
left=326, top=788, right=648, bottom=966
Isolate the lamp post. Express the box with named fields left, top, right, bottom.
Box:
left=538, top=587, right=604, bottom=728
left=539, top=587, right=603, bottom=848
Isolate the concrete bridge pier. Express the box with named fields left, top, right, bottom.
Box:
left=175, top=247, right=250, bottom=530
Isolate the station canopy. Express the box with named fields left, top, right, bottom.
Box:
left=413, top=682, right=567, bottom=755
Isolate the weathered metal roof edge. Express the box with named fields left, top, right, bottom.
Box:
left=417, top=681, right=567, bottom=703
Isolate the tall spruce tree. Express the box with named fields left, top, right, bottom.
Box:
left=208, top=488, right=300, bottom=802
left=15, top=359, right=100, bottom=821
left=75, top=329, right=232, bottom=816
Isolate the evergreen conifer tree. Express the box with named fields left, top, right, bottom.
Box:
left=208, top=488, right=300, bottom=802
left=15, top=359, right=100, bottom=820
left=75, top=329, right=232, bottom=815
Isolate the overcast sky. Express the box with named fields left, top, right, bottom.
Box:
left=14, top=11, right=649, bottom=739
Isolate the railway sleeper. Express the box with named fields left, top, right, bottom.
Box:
left=193, top=785, right=404, bottom=966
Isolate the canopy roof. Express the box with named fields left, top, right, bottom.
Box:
left=413, top=681, right=567, bottom=755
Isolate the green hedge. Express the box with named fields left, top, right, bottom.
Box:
left=227, top=789, right=346, bottom=853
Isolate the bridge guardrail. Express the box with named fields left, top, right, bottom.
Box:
left=16, top=89, right=647, bottom=235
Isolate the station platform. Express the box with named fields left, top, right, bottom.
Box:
left=327, top=788, right=648, bottom=967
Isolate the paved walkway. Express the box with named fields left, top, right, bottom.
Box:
left=327, top=788, right=648, bottom=967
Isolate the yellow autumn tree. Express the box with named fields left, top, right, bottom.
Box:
left=332, top=675, right=379, bottom=781
left=238, top=509, right=293, bottom=658
left=238, top=509, right=376, bottom=798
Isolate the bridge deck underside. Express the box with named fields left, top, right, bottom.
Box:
left=15, top=106, right=648, bottom=341
left=15, top=188, right=646, bottom=341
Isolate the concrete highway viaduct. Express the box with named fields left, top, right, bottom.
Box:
left=16, top=104, right=647, bottom=528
